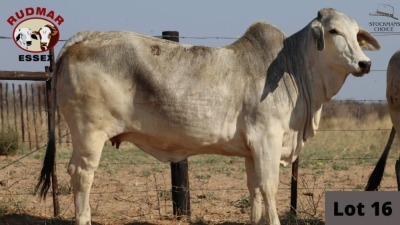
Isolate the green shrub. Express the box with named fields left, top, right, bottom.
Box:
left=0, top=130, right=19, bottom=156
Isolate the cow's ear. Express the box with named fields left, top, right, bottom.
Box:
left=311, top=21, right=324, bottom=51
left=51, top=30, right=58, bottom=36
left=16, top=34, right=21, bottom=41
left=357, top=28, right=381, bottom=51
left=31, top=34, right=38, bottom=40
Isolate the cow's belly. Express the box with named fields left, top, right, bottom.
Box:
left=109, top=129, right=251, bottom=162
left=119, top=88, right=250, bottom=161
left=60, top=100, right=251, bottom=162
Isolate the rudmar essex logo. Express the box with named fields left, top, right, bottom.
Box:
left=7, top=7, right=64, bottom=61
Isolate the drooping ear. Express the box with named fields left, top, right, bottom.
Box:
left=32, top=31, right=40, bottom=37
left=311, top=20, right=324, bottom=51
left=31, top=33, right=38, bottom=40
left=357, top=28, right=381, bottom=51
left=16, top=33, right=21, bottom=41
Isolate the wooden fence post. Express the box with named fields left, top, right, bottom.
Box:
left=38, top=84, right=44, bottom=136
left=46, top=48, right=60, bottom=217
left=162, top=31, right=191, bottom=219
left=31, top=84, right=39, bottom=149
left=18, top=84, right=25, bottom=142
left=25, top=83, right=32, bottom=149
left=290, top=157, right=299, bottom=216
left=4, top=83, right=9, bottom=129
left=12, top=84, right=16, bottom=131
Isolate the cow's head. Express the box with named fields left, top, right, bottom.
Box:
left=33, top=25, right=58, bottom=50
left=15, top=28, right=38, bottom=47
left=310, top=8, right=380, bottom=76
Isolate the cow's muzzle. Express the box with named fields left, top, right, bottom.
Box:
left=358, top=60, right=371, bottom=74
left=352, top=60, right=371, bottom=77
left=26, top=41, right=32, bottom=46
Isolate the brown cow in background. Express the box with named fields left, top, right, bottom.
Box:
left=366, top=50, right=400, bottom=191
left=33, top=24, right=59, bottom=51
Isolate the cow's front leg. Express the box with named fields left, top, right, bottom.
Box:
left=68, top=130, right=107, bottom=225
left=249, top=134, right=282, bottom=225
left=245, top=157, right=265, bottom=225
left=259, top=158, right=281, bottom=225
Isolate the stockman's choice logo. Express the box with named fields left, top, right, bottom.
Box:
left=370, top=4, right=398, bottom=20
left=369, top=4, right=400, bottom=32
left=6, top=7, right=64, bottom=59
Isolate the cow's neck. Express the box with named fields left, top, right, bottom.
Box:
left=283, top=25, right=349, bottom=141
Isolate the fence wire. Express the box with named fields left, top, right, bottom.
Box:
left=0, top=30, right=397, bottom=221
left=2, top=31, right=400, bottom=41
left=1, top=127, right=398, bottom=223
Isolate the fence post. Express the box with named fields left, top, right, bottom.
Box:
left=162, top=31, right=191, bottom=219
left=31, top=84, right=39, bottom=149
left=11, top=84, right=16, bottom=131
left=6, top=83, right=10, bottom=130
left=46, top=48, right=60, bottom=217
left=25, top=83, right=32, bottom=149
left=290, top=157, right=299, bottom=216
left=18, top=85, right=25, bottom=142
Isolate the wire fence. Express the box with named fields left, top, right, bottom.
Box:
left=0, top=92, right=398, bottom=221
left=0, top=95, right=392, bottom=180
left=2, top=30, right=400, bottom=41
left=0, top=80, right=393, bottom=164
left=1, top=142, right=398, bottom=224
left=0, top=82, right=70, bottom=151
left=0, top=30, right=398, bottom=223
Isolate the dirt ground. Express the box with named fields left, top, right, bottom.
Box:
left=0, top=144, right=399, bottom=225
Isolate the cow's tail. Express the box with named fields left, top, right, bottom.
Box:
left=36, top=55, right=65, bottom=199
left=365, top=126, right=396, bottom=191
left=396, top=159, right=400, bottom=191
left=36, top=136, right=56, bottom=198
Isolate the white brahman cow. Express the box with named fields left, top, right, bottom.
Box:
left=37, top=8, right=380, bottom=225
left=366, top=50, right=400, bottom=191
left=15, top=27, right=38, bottom=49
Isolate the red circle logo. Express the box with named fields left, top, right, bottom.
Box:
left=13, top=17, right=60, bottom=53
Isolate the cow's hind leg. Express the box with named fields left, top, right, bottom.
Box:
left=68, top=129, right=108, bottom=225
left=245, top=157, right=265, bottom=225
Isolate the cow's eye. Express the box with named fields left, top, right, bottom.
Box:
left=329, top=29, right=338, bottom=35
